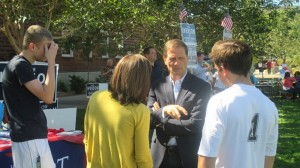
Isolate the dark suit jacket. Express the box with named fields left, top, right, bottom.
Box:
left=147, top=72, right=211, bottom=168
left=151, top=61, right=164, bottom=84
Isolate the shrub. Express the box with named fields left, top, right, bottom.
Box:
left=95, top=76, right=107, bottom=83
left=68, top=75, right=86, bottom=94
left=57, top=80, right=68, bottom=92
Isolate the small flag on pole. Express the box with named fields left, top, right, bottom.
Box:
left=221, top=13, right=233, bottom=30
left=180, top=3, right=188, bottom=23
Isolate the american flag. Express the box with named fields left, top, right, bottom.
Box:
left=180, top=3, right=188, bottom=22
left=221, top=13, right=233, bottom=30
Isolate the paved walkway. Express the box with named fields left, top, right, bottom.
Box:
left=57, top=94, right=89, bottom=109
left=56, top=71, right=282, bottom=109
left=253, top=69, right=282, bottom=79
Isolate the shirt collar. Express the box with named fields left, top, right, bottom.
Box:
left=169, top=71, right=187, bottom=85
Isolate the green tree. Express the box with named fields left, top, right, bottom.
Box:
left=0, top=0, right=63, bottom=53
left=1, top=0, right=299, bottom=67
left=186, top=0, right=278, bottom=58
left=268, top=6, right=300, bottom=69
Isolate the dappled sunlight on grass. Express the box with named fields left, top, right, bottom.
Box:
left=274, top=99, right=300, bottom=168
left=75, top=99, right=300, bottom=167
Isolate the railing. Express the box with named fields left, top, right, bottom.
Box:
left=256, top=79, right=282, bottom=99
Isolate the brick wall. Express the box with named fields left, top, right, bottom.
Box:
left=0, top=30, right=106, bottom=72
left=0, top=31, right=16, bottom=61
left=0, top=25, right=146, bottom=73
left=56, top=49, right=104, bottom=72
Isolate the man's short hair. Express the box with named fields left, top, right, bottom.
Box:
left=163, top=39, right=188, bottom=56
left=142, top=46, right=155, bottom=55
left=197, top=51, right=203, bottom=57
left=210, top=40, right=252, bottom=77
left=23, top=25, right=53, bottom=50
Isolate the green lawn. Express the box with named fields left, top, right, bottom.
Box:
left=76, top=98, right=300, bottom=167
left=273, top=98, right=300, bottom=168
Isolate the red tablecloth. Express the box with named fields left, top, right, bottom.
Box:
left=0, top=129, right=84, bottom=151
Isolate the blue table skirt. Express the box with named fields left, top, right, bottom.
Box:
left=0, top=140, right=85, bottom=168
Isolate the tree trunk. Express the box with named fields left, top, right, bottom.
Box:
left=2, top=22, right=24, bottom=54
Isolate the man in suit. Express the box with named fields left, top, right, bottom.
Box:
left=148, top=39, right=211, bottom=168
left=142, top=46, right=165, bottom=83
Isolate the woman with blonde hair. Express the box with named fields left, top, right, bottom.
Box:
left=84, top=54, right=153, bottom=168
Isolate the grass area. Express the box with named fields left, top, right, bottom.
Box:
left=75, top=98, right=300, bottom=167
left=272, top=98, right=300, bottom=168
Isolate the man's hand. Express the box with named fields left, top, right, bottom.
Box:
left=163, top=105, right=188, bottom=120
left=152, top=101, right=160, bottom=111
left=45, top=41, right=58, bottom=65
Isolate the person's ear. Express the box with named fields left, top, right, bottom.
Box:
left=163, top=55, right=167, bottom=63
left=218, top=65, right=227, bottom=75
left=28, top=43, right=35, bottom=51
left=222, top=66, right=230, bottom=77
left=216, top=65, right=223, bottom=72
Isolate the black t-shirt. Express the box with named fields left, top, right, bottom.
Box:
left=2, top=56, right=47, bottom=142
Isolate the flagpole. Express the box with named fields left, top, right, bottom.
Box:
left=221, top=11, right=233, bottom=40
left=179, top=2, right=188, bottom=38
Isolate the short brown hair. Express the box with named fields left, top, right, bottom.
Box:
left=109, top=54, right=152, bottom=105
left=23, top=25, right=53, bottom=50
left=197, top=51, right=204, bottom=57
left=142, top=46, right=155, bottom=55
left=163, top=39, right=188, bottom=56
left=210, top=40, right=252, bottom=77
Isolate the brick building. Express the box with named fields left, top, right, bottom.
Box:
left=0, top=31, right=15, bottom=61
left=0, top=28, right=142, bottom=85
left=0, top=30, right=104, bottom=72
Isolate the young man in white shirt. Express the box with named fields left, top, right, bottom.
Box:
left=197, top=40, right=278, bottom=168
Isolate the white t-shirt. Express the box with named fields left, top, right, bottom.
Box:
left=213, top=72, right=226, bottom=89
left=198, top=84, right=278, bottom=168
left=206, top=71, right=214, bottom=84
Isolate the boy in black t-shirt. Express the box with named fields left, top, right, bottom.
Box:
left=2, top=25, right=58, bottom=168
